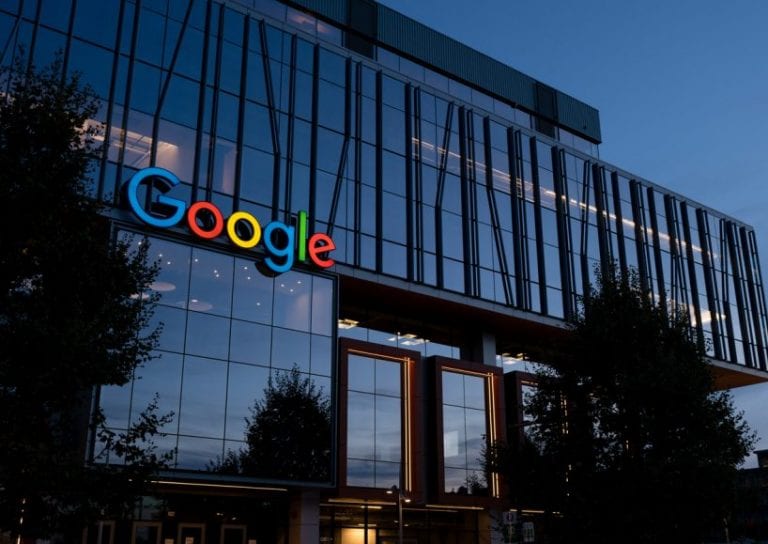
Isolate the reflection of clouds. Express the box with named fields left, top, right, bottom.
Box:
left=176, top=436, right=223, bottom=470
left=732, top=382, right=768, bottom=468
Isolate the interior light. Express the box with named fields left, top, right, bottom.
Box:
left=149, top=281, right=176, bottom=292
left=338, top=318, right=359, bottom=329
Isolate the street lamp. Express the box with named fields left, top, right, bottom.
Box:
left=386, top=485, right=411, bottom=544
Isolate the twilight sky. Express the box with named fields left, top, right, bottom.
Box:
left=377, top=0, right=768, bottom=464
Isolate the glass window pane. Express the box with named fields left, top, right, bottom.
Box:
left=270, top=328, right=310, bottom=372
left=232, top=258, right=274, bottom=323
left=442, top=371, right=463, bottom=406
left=178, top=356, right=227, bottom=438
left=189, top=248, right=233, bottom=316
left=375, top=359, right=400, bottom=397
left=229, top=320, right=271, bottom=365
left=273, top=272, right=311, bottom=331
left=185, top=312, right=230, bottom=360
left=464, top=375, right=485, bottom=410
left=347, top=392, right=374, bottom=458
left=348, top=354, right=374, bottom=393
left=225, top=363, right=269, bottom=441
left=375, top=396, right=401, bottom=462
left=131, top=352, right=183, bottom=429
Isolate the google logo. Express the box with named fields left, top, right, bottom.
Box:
left=123, top=167, right=335, bottom=274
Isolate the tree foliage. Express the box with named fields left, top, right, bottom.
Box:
left=213, top=367, right=331, bottom=482
left=0, top=58, right=171, bottom=539
left=519, top=266, right=754, bottom=543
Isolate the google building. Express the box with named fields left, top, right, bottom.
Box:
left=2, top=0, right=767, bottom=543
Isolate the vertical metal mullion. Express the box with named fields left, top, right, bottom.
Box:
left=629, top=181, right=649, bottom=294
left=25, top=0, right=41, bottom=73
left=458, top=107, right=474, bottom=296
left=434, top=102, right=454, bottom=289
left=739, top=227, right=765, bottom=369
left=258, top=19, right=281, bottom=221
left=580, top=161, right=602, bottom=308
left=204, top=3, right=225, bottom=200
left=308, top=45, right=320, bottom=232
left=191, top=0, right=212, bottom=202
left=353, top=62, right=362, bottom=267
left=663, top=195, right=684, bottom=314
left=645, top=188, right=667, bottom=311
left=374, top=70, right=383, bottom=273
left=552, top=147, right=573, bottom=318
left=610, top=172, right=628, bottom=275
left=282, top=34, right=297, bottom=220
left=151, top=1, right=195, bottom=165
left=404, top=82, right=414, bottom=282
left=529, top=138, right=547, bottom=314
left=413, top=88, right=424, bottom=283
left=98, top=0, right=125, bottom=201
left=747, top=230, right=768, bottom=369
left=507, top=129, right=526, bottom=308
left=114, top=0, right=142, bottom=200
left=725, top=222, right=752, bottom=366
left=718, top=221, right=737, bottom=361
left=0, top=2, right=24, bottom=68
left=327, top=58, right=352, bottom=235
left=484, top=118, right=512, bottom=305
left=696, top=209, right=724, bottom=360
left=592, top=164, right=611, bottom=276
left=60, top=0, right=77, bottom=77
left=680, top=203, right=704, bottom=345
left=233, top=14, right=249, bottom=210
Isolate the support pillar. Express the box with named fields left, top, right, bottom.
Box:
left=288, top=491, right=320, bottom=544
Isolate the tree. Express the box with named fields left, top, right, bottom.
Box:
left=213, top=367, right=331, bottom=482
left=0, top=58, right=171, bottom=540
left=519, top=266, right=754, bottom=543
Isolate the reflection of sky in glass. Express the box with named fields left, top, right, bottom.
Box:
left=346, top=354, right=402, bottom=488
left=179, top=356, right=227, bottom=438
left=442, top=370, right=488, bottom=494
left=99, top=233, right=335, bottom=474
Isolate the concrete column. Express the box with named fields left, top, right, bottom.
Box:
left=288, top=491, right=320, bottom=544
left=460, top=331, right=497, bottom=366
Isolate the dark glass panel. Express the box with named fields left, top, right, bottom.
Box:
left=176, top=436, right=223, bottom=469
left=270, top=328, right=310, bottom=372
left=240, top=146, right=274, bottom=205
left=185, top=312, right=230, bottom=360
left=229, top=320, right=271, bottom=366
left=189, top=248, right=233, bottom=316
left=225, top=362, right=269, bottom=441
left=310, top=335, right=332, bottom=377
left=273, top=271, right=311, bottom=331
left=73, top=0, right=118, bottom=48
left=174, top=26, right=204, bottom=81
left=220, top=41, right=243, bottom=95
left=32, top=28, right=66, bottom=71
left=156, top=120, right=197, bottom=182
left=374, top=397, right=400, bottom=461
left=131, top=351, right=183, bottom=429
left=148, top=305, right=187, bottom=353
left=178, top=356, right=227, bottom=438
left=243, top=101, right=273, bottom=152
left=317, top=80, right=345, bottom=133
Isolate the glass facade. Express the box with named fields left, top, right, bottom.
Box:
left=99, top=232, right=335, bottom=480
left=441, top=370, right=488, bottom=495
left=2, top=0, right=764, bottom=368
left=4, top=0, right=767, bottom=540
left=346, top=353, right=402, bottom=488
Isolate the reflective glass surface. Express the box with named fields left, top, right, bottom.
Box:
left=441, top=370, right=488, bottom=495
left=100, top=233, right=335, bottom=482
left=346, top=354, right=402, bottom=489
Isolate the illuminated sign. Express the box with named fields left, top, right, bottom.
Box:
left=123, top=167, right=335, bottom=274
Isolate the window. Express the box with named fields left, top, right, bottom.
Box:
left=436, top=359, right=503, bottom=500
left=340, top=341, right=420, bottom=497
